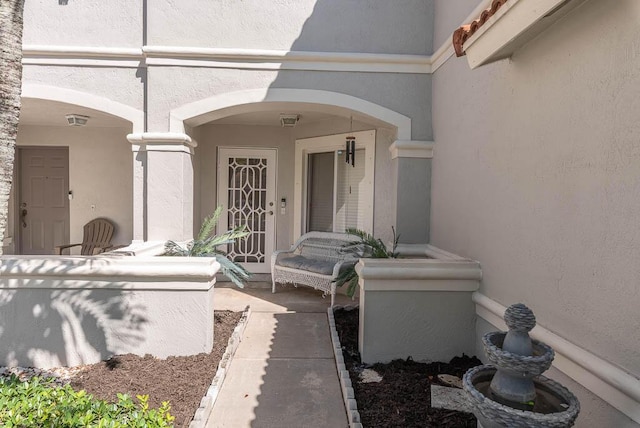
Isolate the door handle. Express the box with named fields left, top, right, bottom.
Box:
left=20, top=206, right=28, bottom=228
left=268, top=211, right=274, bottom=216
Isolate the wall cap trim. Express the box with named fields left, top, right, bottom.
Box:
left=473, top=292, right=640, bottom=424
left=355, top=257, right=482, bottom=290
left=390, top=140, right=434, bottom=159
left=127, top=132, right=197, bottom=154
left=0, top=255, right=219, bottom=286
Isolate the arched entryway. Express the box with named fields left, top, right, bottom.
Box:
left=162, top=88, right=415, bottom=273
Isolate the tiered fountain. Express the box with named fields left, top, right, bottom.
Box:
left=463, top=303, right=580, bottom=427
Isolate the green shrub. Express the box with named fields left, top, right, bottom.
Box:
left=0, top=375, right=174, bottom=427
left=334, top=227, right=399, bottom=297
left=164, top=205, right=251, bottom=288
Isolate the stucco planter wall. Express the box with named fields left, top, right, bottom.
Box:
left=0, top=255, right=218, bottom=369
left=356, top=245, right=481, bottom=364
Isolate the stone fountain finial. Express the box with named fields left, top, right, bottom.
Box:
left=504, top=303, right=536, bottom=332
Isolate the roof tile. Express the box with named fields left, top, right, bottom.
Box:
left=453, top=0, right=510, bottom=57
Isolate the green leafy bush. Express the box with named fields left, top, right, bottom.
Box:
left=164, top=205, right=251, bottom=288
left=334, top=227, right=399, bottom=297
left=0, top=375, right=174, bottom=427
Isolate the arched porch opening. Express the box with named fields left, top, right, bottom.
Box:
left=4, top=85, right=142, bottom=255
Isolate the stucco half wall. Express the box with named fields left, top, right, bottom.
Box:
left=0, top=255, right=218, bottom=368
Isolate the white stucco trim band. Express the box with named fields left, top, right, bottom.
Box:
left=143, top=46, right=430, bottom=74
left=0, top=256, right=219, bottom=286
left=127, top=132, right=197, bottom=154
left=389, top=140, right=434, bottom=159
left=22, top=45, right=143, bottom=67
left=473, top=292, right=640, bottom=424
left=21, top=44, right=431, bottom=74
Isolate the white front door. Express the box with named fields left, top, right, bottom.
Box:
left=217, top=148, right=277, bottom=273
left=18, top=147, right=70, bottom=254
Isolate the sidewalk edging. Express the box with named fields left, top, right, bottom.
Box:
left=190, top=305, right=252, bottom=428
left=328, top=305, right=363, bottom=428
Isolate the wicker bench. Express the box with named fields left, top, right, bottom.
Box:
left=271, top=232, right=361, bottom=306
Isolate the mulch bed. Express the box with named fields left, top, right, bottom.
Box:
left=70, top=310, right=242, bottom=428
left=334, top=307, right=481, bottom=427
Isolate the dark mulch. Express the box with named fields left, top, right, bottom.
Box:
left=334, top=307, right=481, bottom=428
left=70, top=311, right=242, bottom=428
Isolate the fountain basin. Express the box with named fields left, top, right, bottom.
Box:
left=483, top=332, right=554, bottom=377
left=463, top=365, right=580, bottom=428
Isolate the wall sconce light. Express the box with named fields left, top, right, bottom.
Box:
left=65, top=114, right=90, bottom=126
left=59, top=0, right=69, bottom=4
left=280, top=114, right=299, bottom=128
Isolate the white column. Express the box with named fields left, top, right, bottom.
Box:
left=388, top=140, right=434, bottom=244
left=128, top=133, right=197, bottom=242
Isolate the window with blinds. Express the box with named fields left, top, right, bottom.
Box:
left=307, top=149, right=367, bottom=233
left=307, top=152, right=334, bottom=232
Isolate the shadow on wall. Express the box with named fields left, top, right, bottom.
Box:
left=264, top=0, right=432, bottom=142
left=0, top=258, right=148, bottom=368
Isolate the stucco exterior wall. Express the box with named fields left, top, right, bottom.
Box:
left=148, top=0, right=433, bottom=54
left=24, top=0, right=433, bottom=54
left=433, top=0, right=480, bottom=49
left=22, top=66, right=144, bottom=113
left=431, top=0, right=640, bottom=424
left=16, top=126, right=134, bottom=249
left=23, top=0, right=142, bottom=47
left=147, top=67, right=431, bottom=138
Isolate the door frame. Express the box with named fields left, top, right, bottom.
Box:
left=216, top=147, right=278, bottom=273
left=294, top=130, right=376, bottom=241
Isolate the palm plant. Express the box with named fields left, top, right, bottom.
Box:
left=164, top=206, right=252, bottom=288
left=334, top=227, right=399, bottom=298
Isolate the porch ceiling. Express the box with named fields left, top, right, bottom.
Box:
left=185, top=101, right=395, bottom=131
left=19, top=99, right=130, bottom=128
left=213, top=109, right=340, bottom=127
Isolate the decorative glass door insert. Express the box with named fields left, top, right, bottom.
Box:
left=218, top=148, right=277, bottom=273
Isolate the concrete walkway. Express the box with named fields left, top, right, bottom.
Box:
left=207, top=285, right=355, bottom=428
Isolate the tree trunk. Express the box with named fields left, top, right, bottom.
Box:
left=0, top=0, right=26, bottom=256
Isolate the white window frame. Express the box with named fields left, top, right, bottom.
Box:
left=293, top=130, right=375, bottom=241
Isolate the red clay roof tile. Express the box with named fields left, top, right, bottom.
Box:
left=452, top=0, right=510, bottom=57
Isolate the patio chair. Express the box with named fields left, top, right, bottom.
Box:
left=54, top=218, right=115, bottom=255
